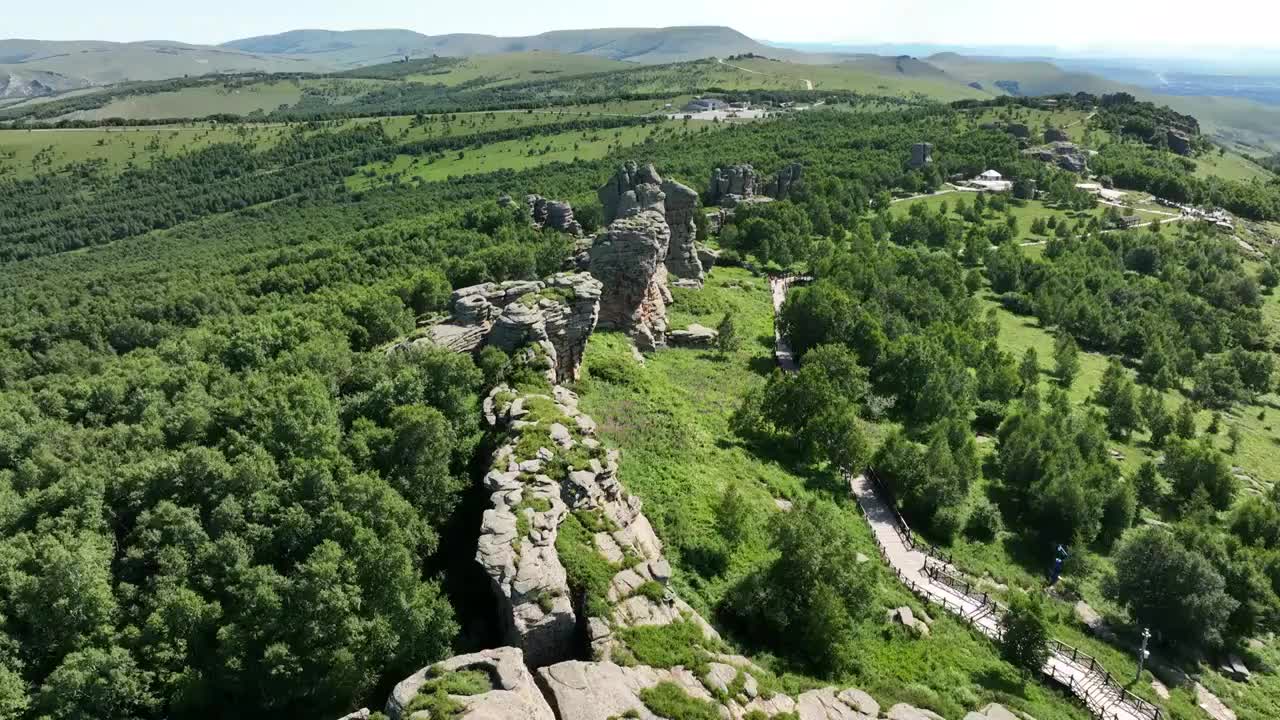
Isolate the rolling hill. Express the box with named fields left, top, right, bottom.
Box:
left=0, top=39, right=326, bottom=98
left=223, top=26, right=798, bottom=66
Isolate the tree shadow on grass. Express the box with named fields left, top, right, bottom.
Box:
left=974, top=666, right=1031, bottom=700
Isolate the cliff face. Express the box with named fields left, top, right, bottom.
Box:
left=597, top=161, right=705, bottom=284
left=392, top=273, right=602, bottom=384
left=589, top=211, right=672, bottom=352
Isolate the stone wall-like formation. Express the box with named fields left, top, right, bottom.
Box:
left=391, top=273, right=602, bottom=384
left=589, top=211, right=672, bottom=352
left=475, top=384, right=718, bottom=670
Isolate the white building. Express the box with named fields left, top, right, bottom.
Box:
left=968, top=169, right=1013, bottom=193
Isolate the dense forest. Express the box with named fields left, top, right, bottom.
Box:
left=1, top=86, right=1277, bottom=720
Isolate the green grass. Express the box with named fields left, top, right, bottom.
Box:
left=63, top=82, right=304, bottom=121
left=346, top=122, right=717, bottom=189
left=574, top=266, right=1090, bottom=720
left=890, top=195, right=1168, bottom=244
left=639, top=681, right=723, bottom=720
left=406, top=52, right=631, bottom=87
left=0, top=123, right=283, bottom=179
left=1192, top=150, right=1275, bottom=183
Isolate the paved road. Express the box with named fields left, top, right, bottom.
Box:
left=769, top=276, right=801, bottom=373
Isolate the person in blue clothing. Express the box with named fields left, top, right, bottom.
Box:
left=1048, top=544, right=1069, bottom=585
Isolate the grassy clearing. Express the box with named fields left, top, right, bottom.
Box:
left=573, top=267, right=1089, bottom=720
left=0, top=123, right=284, bottom=178
left=405, top=52, right=631, bottom=87
left=1193, top=151, right=1275, bottom=183
left=963, top=107, right=1107, bottom=145
left=346, top=122, right=717, bottom=189
left=891, top=195, right=1169, bottom=244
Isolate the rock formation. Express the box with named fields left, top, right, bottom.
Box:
left=597, top=161, right=705, bottom=282
left=390, top=273, right=602, bottom=383
left=385, top=647, right=554, bottom=720
left=477, top=384, right=717, bottom=669
left=1166, top=129, right=1193, bottom=156
left=709, top=162, right=804, bottom=205
left=764, top=162, right=804, bottom=200
left=908, top=142, right=934, bottom=170
left=519, top=194, right=584, bottom=236
left=1044, top=127, right=1070, bottom=143
left=668, top=324, right=719, bottom=348
left=709, top=164, right=761, bottom=206
left=589, top=212, right=672, bottom=351
left=658, top=179, right=703, bottom=281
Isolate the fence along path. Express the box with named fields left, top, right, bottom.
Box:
left=768, top=275, right=1162, bottom=720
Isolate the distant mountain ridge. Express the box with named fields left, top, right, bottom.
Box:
left=221, top=26, right=794, bottom=66
left=0, top=27, right=789, bottom=99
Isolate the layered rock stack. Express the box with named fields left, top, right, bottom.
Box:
left=1166, top=129, right=1193, bottom=156
left=475, top=385, right=717, bottom=670
left=708, top=164, right=761, bottom=206
left=596, top=161, right=705, bottom=284
left=909, top=142, right=934, bottom=170
left=710, top=162, right=804, bottom=205
left=657, top=179, right=703, bottom=281
left=764, top=162, right=804, bottom=200
left=589, top=212, right=672, bottom=351
left=391, top=273, right=602, bottom=383
left=526, top=194, right=584, bottom=236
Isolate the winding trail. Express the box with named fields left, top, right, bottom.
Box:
left=770, top=276, right=1164, bottom=720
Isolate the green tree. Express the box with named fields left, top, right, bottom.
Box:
left=729, top=500, right=878, bottom=677
left=716, top=311, right=742, bottom=355
left=1163, top=439, right=1236, bottom=511
left=1053, top=333, right=1080, bottom=387
left=1174, top=402, right=1198, bottom=439
left=1018, top=347, right=1040, bottom=393
left=1133, top=461, right=1163, bottom=510
left=1000, top=591, right=1051, bottom=677
left=1105, top=376, right=1142, bottom=441
left=1104, top=526, right=1237, bottom=649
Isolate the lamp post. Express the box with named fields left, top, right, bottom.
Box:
left=1136, top=627, right=1151, bottom=682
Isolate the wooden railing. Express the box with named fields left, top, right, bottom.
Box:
left=852, top=468, right=1163, bottom=720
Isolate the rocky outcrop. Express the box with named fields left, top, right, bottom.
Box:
left=391, top=273, right=602, bottom=384
left=710, top=162, right=804, bottom=206
left=1044, top=127, right=1070, bottom=143
left=668, top=324, right=719, bottom=348
left=709, top=164, right=762, bottom=207
left=765, top=162, right=804, bottom=200
left=1166, top=129, right=1193, bottom=156
left=597, top=162, right=705, bottom=283
left=590, top=212, right=671, bottom=352
left=525, top=194, right=584, bottom=236
left=909, top=142, right=934, bottom=170
left=386, top=647, right=555, bottom=720
left=659, top=179, right=704, bottom=281
left=598, top=161, right=666, bottom=223
left=478, top=385, right=717, bottom=669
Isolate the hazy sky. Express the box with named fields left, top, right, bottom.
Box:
left=9, top=0, right=1278, bottom=53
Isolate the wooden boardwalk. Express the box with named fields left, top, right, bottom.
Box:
left=770, top=276, right=1162, bottom=720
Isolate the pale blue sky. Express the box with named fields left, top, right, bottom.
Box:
left=8, top=0, right=1276, bottom=52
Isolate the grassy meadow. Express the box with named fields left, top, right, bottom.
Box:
left=572, top=267, right=1093, bottom=720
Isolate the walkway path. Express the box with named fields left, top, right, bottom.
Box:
left=770, top=277, right=1163, bottom=720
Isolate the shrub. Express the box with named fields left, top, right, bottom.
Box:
left=639, top=682, right=722, bottom=720
left=965, top=499, right=1003, bottom=541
